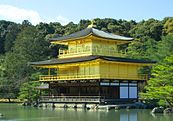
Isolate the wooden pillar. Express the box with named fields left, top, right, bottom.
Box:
left=48, top=68, right=51, bottom=76
left=57, top=86, right=60, bottom=96
left=55, top=87, right=58, bottom=96
left=98, top=80, right=101, bottom=96
left=48, top=83, right=51, bottom=96
left=78, top=87, right=81, bottom=96
left=78, top=81, right=81, bottom=96
left=137, top=80, right=139, bottom=100
left=98, top=79, right=101, bottom=104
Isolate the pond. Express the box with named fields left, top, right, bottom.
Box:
left=0, top=103, right=172, bottom=121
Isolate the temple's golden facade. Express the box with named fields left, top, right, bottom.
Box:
left=31, top=24, right=155, bottom=103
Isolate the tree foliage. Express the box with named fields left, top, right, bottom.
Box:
left=163, top=17, right=173, bottom=35
left=4, top=24, right=20, bottom=52
left=129, top=19, right=163, bottom=41
left=3, top=26, right=49, bottom=97
left=5, top=26, right=48, bottom=79
left=141, top=55, right=173, bottom=107
left=0, top=20, right=16, bottom=54
left=19, top=81, right=40, bottom=103
left=18, top=72, right=41, bottom=103
left=157, top=35, right=173, bottom=61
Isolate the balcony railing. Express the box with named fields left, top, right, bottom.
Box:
left=39, top=74, right=148, bottom=81
left=39, top=96, right=138, bottom=103
left=40, top=96, right=103, bottom=103
left=59, top=47, right=125, bottom=58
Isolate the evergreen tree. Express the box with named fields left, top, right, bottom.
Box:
left=4, top=26, right=49, bottom=96
left=19, top=73, right=41, bottom=104
left=141, top=55, right=173, bottom=108
left=4, top=24, right=20, bottom=52
left=157, top=35, right=173, bottom=61
left=0, top=36, right=4, bottom=54
left=163, top=17, right=173, bottom=35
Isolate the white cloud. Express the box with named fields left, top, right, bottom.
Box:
left=0, top=5, right=42, bottom=25
left=42, top=16, right=70, bottom=25
left=0, top=5, right=70, bottom=25
left=56, top=16, right=70, bottom=25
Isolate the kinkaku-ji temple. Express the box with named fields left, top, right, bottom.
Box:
left=31, top=21, right=156, bottom=104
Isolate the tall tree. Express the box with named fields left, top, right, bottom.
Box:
left=163, top=17, right=173, bottom=35
left=77, top=19, right=90, bottom=30
left=12, top=26, right=49, bottom=62
left=19, top=72, right=41, bottom=104
left=19, top=81, right=40, bottom=104
left=22, top=20, right=32, bottom=26
left=157, top=35, right=173, bottom=61
left=36, top=22, right=55, bottom=37
left=129, top=19, right=163, bottom=41
left=0, top=20, right=17, bottom=54
left=4, top=24, right=21, bottom=52
left=141, top=55, right=173, bottom=108
left=0, top=36, right=5, bottom=54
left=4, top=26, right=49, bottom=96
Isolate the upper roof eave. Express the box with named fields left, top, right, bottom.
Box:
left=50, top=27, right=134, bottom=43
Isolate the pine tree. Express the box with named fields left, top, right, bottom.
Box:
left=141, top=55, right=173, bottom=108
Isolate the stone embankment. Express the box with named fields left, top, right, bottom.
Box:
left=35, top=102, right=154, bottom=110
left=21, top=102, right=173, bottom=114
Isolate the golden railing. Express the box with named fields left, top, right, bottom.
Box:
left=39, top=74, right=148, bottom=81
left=59, top=48, right=125, bottom=58
left=59, top=49, right=91, bottom=58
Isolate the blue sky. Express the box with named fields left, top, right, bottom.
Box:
left=0, top=0, right=172, bottom=25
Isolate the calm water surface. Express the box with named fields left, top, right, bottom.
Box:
left=0, top=103, right=173, bottom=121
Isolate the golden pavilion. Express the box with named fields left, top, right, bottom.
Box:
left=31, top=22, right=155, bottom=104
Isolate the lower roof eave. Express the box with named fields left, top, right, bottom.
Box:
left=30, top=55, right=156, bottom=68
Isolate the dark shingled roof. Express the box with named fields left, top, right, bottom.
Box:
left=50, top=27, right=134, bottom=42
left=30, top=55, right=156, bottom=66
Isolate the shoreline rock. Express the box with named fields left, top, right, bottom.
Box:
left=152, top=107, right=164, bottom=113
left=115, top=106, right=121, bottom=110
left=0, top=113, right=3, bottom=117
left=164, top=108, right=172, bottom=114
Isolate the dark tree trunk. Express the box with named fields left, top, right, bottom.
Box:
left=164, top=98, right=173, bottom=108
